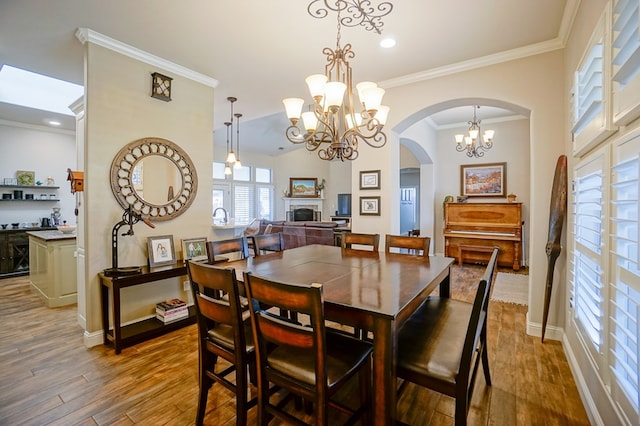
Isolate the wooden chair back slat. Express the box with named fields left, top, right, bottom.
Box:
left=254, top=232, right=285, bottom=254
left=341, top=232, right=380, bottom=251
left=206, top=237, right=250, bottom=263
left=385, top=234, right=431, bottom=257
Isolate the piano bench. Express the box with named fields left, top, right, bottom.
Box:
left=458, top=244, right=498, bottom=267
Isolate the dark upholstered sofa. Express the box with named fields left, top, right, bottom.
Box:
left=258, top=220, right=338, bottom=249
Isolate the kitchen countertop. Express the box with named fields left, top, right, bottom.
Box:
left=26, top=230, right=77, bottom=241
left=0, top=226, right=57, bottom=233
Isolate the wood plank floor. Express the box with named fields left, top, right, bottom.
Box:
left=0, top=265, right=591, bottom=425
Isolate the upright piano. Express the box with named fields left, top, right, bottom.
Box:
left=444, top=202, right=522, bottom=270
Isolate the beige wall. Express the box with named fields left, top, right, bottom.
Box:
left=432, top=118, right=531, bottom=259
left=82, top=42, right=214, bottom=333
left=351, top=50, right=564, bottom=336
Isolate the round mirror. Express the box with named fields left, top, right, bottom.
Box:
left=110, top=137, right=198, bottom=221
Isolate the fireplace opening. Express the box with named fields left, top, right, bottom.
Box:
left=293, top=208, right=315, bottom=221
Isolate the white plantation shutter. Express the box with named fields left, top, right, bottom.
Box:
left=612, top=0, right=640, bottom=125
left=571, top=151, right=606, bottom=354
left=257, top=186, right=272, bottom=220
left=610, top=133, right=640, bottom=419
left=212, top=162, right=273, bottom=221
left=234, top=184, right=254, bottom=224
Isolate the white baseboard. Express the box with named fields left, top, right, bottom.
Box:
left=83, top=329, right=103, bottom=348
left=562, top=333, right=605, bottom=426
left=525, top=311, right=563, bottom=341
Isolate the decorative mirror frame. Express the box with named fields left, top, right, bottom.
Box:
left=110, top=137, right=198, bottom=221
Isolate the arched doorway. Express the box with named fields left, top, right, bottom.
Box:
left=394, top=98, right=531, bottom=261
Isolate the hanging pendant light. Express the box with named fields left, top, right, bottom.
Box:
left=224, top=121, right=232, bottom=176
left=225, top=97, right=238, bottom=164
left=234, top=112, right=242, bottom=169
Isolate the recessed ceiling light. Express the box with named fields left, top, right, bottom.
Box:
left=380, top=37, right=396, bottom=48
left=0, top=65, right=83, bottom=116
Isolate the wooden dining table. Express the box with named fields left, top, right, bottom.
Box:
left=226, top=244, right=454, bottom=425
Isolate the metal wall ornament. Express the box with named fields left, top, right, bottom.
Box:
left=110, top=137, right=197, bottom=221
left=151, top=72, right=172, bottom=102
left=282, top=1, right=392, bottom=161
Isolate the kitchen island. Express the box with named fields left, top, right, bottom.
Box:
left=27, top=230, right=77, bottom=307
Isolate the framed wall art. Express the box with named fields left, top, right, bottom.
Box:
left=359, top=170, right=381, bottom=190
left=460, top=162, right=506, bottom=197
left=289, top=177, right=318, bottom=198
left=360, top=196, right=381, bottom=216
left=16, top=170, right=35, bottom=186
left=181, top=237, right=207, bottom=262
left=148, top=235, right=176, bottom=267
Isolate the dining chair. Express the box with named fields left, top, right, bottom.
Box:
left=206, top=236, right=250, bottom=263
left=253, top=232, right=285, bottom=255
left=396, top=247, right=499, bottom=426
left=243, top=272, right=373, bottom=426
left=186, top=260, right=257, bottom=426
left=341, top=232, right=380, bottom=251
left=385, top=234, right=431, bottom=257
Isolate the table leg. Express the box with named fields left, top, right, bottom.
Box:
left=100, top=283, right=109, bottom=346
left=113, top=284, right=121, bottom=354
left=372, top=316, right=395, bottom=425
left=439, top=265, right=451, bottom=298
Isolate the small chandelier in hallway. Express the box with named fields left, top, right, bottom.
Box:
left=282, top=0, right=392, bottom=161
left=454, top=105, right=495, bottom=158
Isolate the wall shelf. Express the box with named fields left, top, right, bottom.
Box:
left=0, top=185, right=60, bottom=189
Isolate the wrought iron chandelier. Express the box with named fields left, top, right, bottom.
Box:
left=224, top=96, right=242, bottom=175
left=454, top=105, right=495, bottom=158
left=282, top=0, right=393, bottom=161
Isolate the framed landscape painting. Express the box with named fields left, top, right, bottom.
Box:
left=460, top=162, right=506, bottom=197
left=289, top=177, right=318, bottom=198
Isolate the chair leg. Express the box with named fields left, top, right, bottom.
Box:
left=195, top=374, right=212, bottom=425
left=195, top=350, right=215, bottom=425
left=481, top=344, right=492, bottom=386
left=358, top=357, right=372, bottom=425
left=454, top=392, right=468, bottom=426
left=236, top=365, right=249, bottom=426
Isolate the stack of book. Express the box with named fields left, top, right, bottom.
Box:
left=156, top=298, right=188, bottom=323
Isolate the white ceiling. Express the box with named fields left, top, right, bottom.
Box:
left=0, top=0, right=572, bottom=155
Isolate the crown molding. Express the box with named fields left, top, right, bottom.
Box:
left=380, top=37, right=565, bottom=89
left=75, top=28, right=218, bottom=88
left=0, top=118, right=75, bottom=135
left=379, top=0, right=581, bottom=89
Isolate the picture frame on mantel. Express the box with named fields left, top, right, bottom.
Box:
left=460, top=162, right=506, bottom=197
left=289, top=177, right=318, bottom=198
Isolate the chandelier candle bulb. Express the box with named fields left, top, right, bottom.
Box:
left=306, top=74, right=328, bottom=99
left=283, top=98, right=304, bottom=122
left=375, top=105, right=390, bottom=125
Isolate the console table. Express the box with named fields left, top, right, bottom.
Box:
left=99, top=262, right=195, bottom=354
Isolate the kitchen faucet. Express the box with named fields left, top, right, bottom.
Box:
left=213, top=207, right=228, bottom=224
